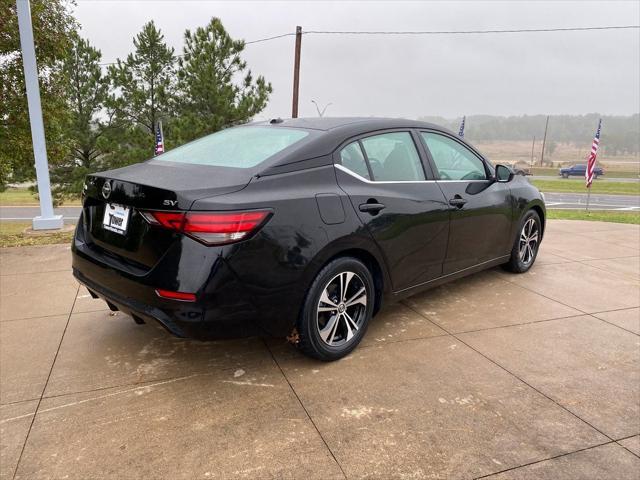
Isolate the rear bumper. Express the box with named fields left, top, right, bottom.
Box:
left=72, top=229, right=264, bottom=339
left=73, top=266, right=194, bottom=337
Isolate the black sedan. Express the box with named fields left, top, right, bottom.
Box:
left=72, top=118, right=545, bottom=361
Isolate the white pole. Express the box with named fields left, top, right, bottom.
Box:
left=16, top=0, right=63, bottom=230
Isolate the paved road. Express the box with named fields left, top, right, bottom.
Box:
left=544, top=192, right=640, bottom=211
left=0, top=206, right=82, bottom=223
left=2, top=192, right=638, bottom=222
left=531, top=175, right=639, bottom=183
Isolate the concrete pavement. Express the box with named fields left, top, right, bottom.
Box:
left=1, top=220, right=639, bottom=479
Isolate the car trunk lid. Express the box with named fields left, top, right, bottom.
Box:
left=81, top=161, right=253, bottom=269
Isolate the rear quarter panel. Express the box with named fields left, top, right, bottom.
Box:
left=191, top=163, right=387, bottom=336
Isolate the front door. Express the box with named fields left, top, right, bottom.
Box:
left=420, top=131, right=513, bottom=275
left=335, top=131, right=450, bottom=292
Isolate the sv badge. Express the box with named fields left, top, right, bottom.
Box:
left=163, top=200, right=178, bottom=207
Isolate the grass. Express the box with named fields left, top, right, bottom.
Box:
left=0, top=187, right=81, bottom=206
left=531, top=179, right=640, bottom=196
left=547, top=209, right=640, bottom=225
left=0, top=222, right=74, bottom=248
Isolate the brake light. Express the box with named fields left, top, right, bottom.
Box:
left=155, top=289, right=196, bottom=302
left=141, top=210, right=271, bottom=245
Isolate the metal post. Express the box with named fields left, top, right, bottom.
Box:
left=530, top=136, right=536, bottom=167
left=291, top=26, right=302, bottom=118
left=16, top=0, right=63, bottom=230
left=540, top=115, right=549, bottom=167
left=586, top=184, right=591, bottom=213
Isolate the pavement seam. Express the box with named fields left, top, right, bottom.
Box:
left=262, top=338, right=348, bottom=480
left=402, top=300, right=615, bottom=441
left=497, top=266, right=640, bottom=336
left=0, top=268, right=71, bottom=277
left=472, top=440, right=617, bottom=479
left=588, top=313, right=640, bottom=337
left=614, top=434, right=640, bottom=460
left=0, top=397, right=40, bottom=408
left=11, top=283, right=79, bottom=480
left=39, top=367, right=254, bottom=401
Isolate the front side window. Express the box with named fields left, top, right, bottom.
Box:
left=360, top=132, right=425, bottom=181
left=339, top=141, right=371, bottom=180
left=154, top=126, right=309, bottom=168
left=421, top=132, right=487, bottom=181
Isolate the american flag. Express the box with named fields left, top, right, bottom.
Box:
left=458, top=116, right=466, bottom=138
left=585, top=119, right=601, bottom=188
left=154, top=122, right=164, bottom=156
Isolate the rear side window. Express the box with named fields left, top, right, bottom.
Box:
left=361, top=132, right=425, bottom=181
left=421, top=132, right=487, bottom=181
left=339, top=141, right=371, bottom=180
left=154, top=126, right=309, bottom=168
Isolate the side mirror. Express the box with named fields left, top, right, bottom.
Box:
left=495, top=164, right=514, bottom=183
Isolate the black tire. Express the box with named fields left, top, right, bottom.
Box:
left=562, top=173, right=569, bottom=178
left=297, top=257, right=374, bottom=361
left=503, top=210, right=542, bottom=273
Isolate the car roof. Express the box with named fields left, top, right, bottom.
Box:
left=252, top=116, right=446, bottom=133
left=251, top=117, right=460, bottom=175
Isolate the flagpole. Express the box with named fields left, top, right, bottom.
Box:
left=159, top=119, right=164, bottom=147
left=586, top=183, right=591, bottom=213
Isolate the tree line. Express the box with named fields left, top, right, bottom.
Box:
left=419, top=114, right=640, bottom=157
left=1, top=0, right=272, bottom=201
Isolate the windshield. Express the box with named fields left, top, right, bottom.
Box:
left=154, top=126, right=310, bottom=168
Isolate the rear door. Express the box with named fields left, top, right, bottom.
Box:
left=335, top=130, right=449, bottom=292
left=419, top=131, right=512, bottom=274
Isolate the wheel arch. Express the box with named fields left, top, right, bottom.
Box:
left=529, top=202, right=546, bottom=239
left=303, top=238, right=391, bottom=317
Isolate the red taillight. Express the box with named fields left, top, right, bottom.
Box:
left=155, top=289, right=196, bottom=302
left=141, top=210, right=271, bottom=245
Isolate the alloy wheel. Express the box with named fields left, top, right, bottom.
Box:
left=316, top=271, right=367, bottom=347
left=519, top=218, right=539, bottom=266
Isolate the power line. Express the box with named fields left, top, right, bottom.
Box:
left=304, top=25, right=640, bottom=35
left=97, top=24, right=639, bottom=66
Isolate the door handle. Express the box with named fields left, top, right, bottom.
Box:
left=448, top=196, right=467, bottom=208
left=359, top=202, right=386, bottom=214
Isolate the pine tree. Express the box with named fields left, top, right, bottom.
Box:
left=50, top=35, right=110, bottom=203
left=107, top=21, right=175, bottom=163
left=175, top=17, right=272, bottom=143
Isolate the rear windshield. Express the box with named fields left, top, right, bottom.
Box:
left=154, top=126, right=309, bottom=168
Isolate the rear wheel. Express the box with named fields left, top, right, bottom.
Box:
left=297, top=257, right=374, bottom=361
left=503, top=210, right=541, bottom=273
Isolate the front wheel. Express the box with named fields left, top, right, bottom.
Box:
left=503, top=210, right=542, bottom=273
left=297, top=257, right=374, bottom=361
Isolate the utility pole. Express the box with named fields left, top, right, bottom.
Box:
left=530, top=136, right=536, bottom=167
left=16, top=0, right=63, bottom=230
left=540, top=115, right=549, bottom=167
left=291, top=26, right=302, bottom=118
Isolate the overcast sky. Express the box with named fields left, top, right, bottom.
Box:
left=74, top=0, right=640, bottom=120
